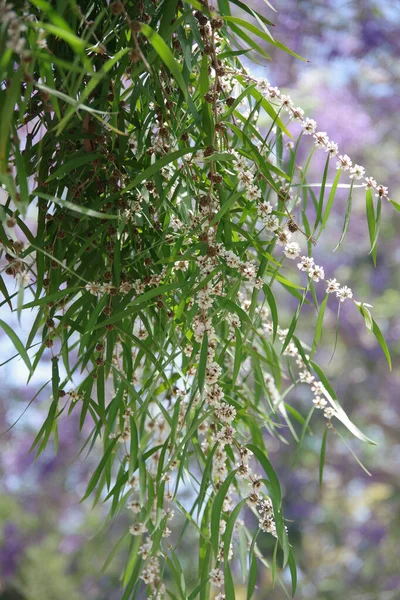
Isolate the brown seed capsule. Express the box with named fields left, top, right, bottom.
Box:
left=103, top=306, right=112, bottom=316
left=180, top=132, right=189, bottom=142
left=46, top=318, right=55, bottom=328
left=211, top=17, right=223, bottom=29
left=45, top=339, right=53, bottom=348
left=96, top=357, right=104, bottom=366
left=96, top=343, right=104, bottom=352
left=59, top=390, right=66, bottom=398
left=57, top=229, right=66, bottom=239
left=130, top=20, right=142, bottom=33
left=105, top=324, right=114, bottom=331
left=110, top=0, right=124, bottom=15
left=104, top=271, right=112, bottom=281
left=204, top=92, right=214, bottom=103
left=226, top=97, right=235, bottom=107
left=203, top=44, right=213, bottom=55
left=204, top=145, right=214, bottom=157
left=287, top=219, right=299, bottom=233
left=129, top=49, right=141, bottom=63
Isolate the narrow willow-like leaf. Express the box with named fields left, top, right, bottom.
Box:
left=355, top=302, right=392, bottom=370
left=334, top=181, right=354, bottom=251
left=0, top=318, right=32, bottom=372
left=319, top=426, right=328, bottom=488
left=198, top=331, right=208, bottom=393
left=141, top=24, right=188, bottom=99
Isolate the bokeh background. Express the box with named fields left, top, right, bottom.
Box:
left=1, top=1, right=399, bottom=598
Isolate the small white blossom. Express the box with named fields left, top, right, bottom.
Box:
left=336, top=154, right=352, bottom=171
left=313, top=131, right=329, bottom=148
left=307, top=264, right=325, bottom=282
left=313, top=395, right=327, bottom=409
left=283, top=242, right=301, bottom=260
left=349, top=164, right=365, bottom=180
left=297, top=256, right=314, bottom=272
left=302, top=118, right=317, bottom=135
left=336, top=286, right=353, bottom=302
left=209, top=569, right=224, bottom=588
left=326, top=278, right=340, bottom=293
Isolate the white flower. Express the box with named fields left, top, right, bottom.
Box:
left=324, top=407, right=335, bottom=419
left=291, top=106, right=305, bottom=120
left=297, top=255, right=314, bottom=271
left=129, top=523, right=147, bottom=535
left=217, top=425, right=236, bottom=445
left=216, top=593, right=226, bottom=600
left=325, top=141, right=338, bottom=157
left=307, top=265, right=325, bottom=282
left=267, top=86, right=281, bottom=99
left=349, top=164, right=365, bottom=180
left=299, top=371, right=314, bottom=384
left=85, top=281, right=101, bottom=295
left=209, top=568, right=224, bottom=588
left=302, top=118, right=317, bottom=135
left=363, top=176, right=377, bottom=188
left=280, top=94, right=293, bottom=109
left=276, top=228, right=292, bottom=246
left=311, top=381, right=326, bottom=396
left=336, top=286, right=353, bottom=302
left=313, top=395, right=327, bottom=409
left=258, top=201, right=273, bottom=216
left=313, top=131, right=329, bottom=148
left=375, top=185, right=389, bottom=200
left=256, top=77, right=270, bottom=93
left=245, top=184, right=262, bottom=201
left=326, top=278, right=340, bottom=293
left=264, top=214, right=279, bottom=232
left=336, top=154, right=352, bottom=171
left=283, top=242, right=301, bottom=260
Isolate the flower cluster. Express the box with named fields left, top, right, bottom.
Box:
left=249, top=74, right=390, bottom=201
left=0, top=1, right=27, bottom=54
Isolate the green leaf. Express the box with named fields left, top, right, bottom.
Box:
left=355, top=302, right=392, bottom=370
left=223, top=16, right=307, bottom=60
left=319, top=427, right=328, bottom=488
left=314, top=156, right=330, bottom=230
left=311, top=293, right=328, bottom=354
left=311, top=360, right=377, bottom=444
left=263, top=283, right=278, bottom=342
left=122, top=148, right=198, bottom=193
left=198, top=332, right=208, bottom=393
left=334, top=181, right=353, bottom=251
left=35, top=192, right=118, bottom=219
left=141, top=24, right=188, bottom=99
left=246, top=444, right=290, bottom=567
left=0, top=319, right=32, bottom=372
left=366, top=189, right=381, bottom=266
left=232, top=328, right=242, bottom=387
left=81, top=439, right=118, bottom=502
left=45, top=153, right=103, bottom=182
left=210, top=469, right=238, bottom=556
